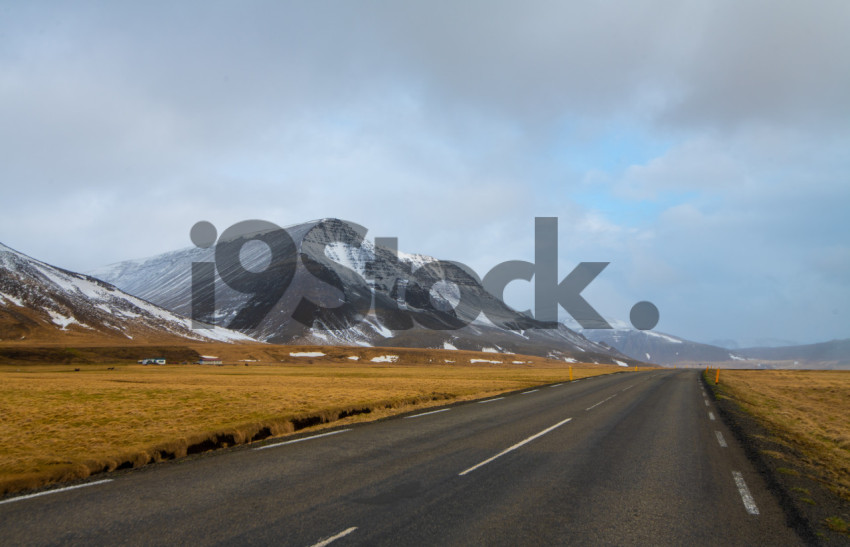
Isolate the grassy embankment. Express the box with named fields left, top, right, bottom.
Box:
left=0, top=346, right=633, bottom=495
left=707, top=369, right=850, bottom=537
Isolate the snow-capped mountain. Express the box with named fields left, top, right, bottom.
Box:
left=582, top=326, right=850, bottom=369
left=91, top=218, right=637, bottom=364
left=0, top=242, right=255, bottom=344
left=736, top=339, right=850, bottom=369
left=582, top=327, right=745, bottom=365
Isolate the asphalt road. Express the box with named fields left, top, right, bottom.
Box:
left=0, top=369, right=804, bottom=546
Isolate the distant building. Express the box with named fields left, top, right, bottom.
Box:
left=139, top=358, right=166, bottom=365
left=198, top=355, right=222, bottom=365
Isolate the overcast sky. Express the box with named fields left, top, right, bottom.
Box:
left=1, top=1, right=848, bottom=346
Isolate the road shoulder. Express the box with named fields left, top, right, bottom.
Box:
left=703, top=372, right=848, bottom=545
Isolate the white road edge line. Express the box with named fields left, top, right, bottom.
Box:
left=550, top=383, right=563, bottom=388
left=715, top=431, right=728, bottom=448
left=732, top=471, right=760, bottom=515
left=309, top=526, right=358, bottom=547
left=585, top=394, right=617, bottom=411
left=704, top=400, right=709, bottom=406
left=459, top=417, right=573, bottom=476
left=404, top=408, right=450, bottom=419
left=478, top=397, right=505, bottom=404
left=0, top=479, right=113, bottom=506
left=254, top=429, right=351, bottom=451
left=521, top=389, right=539, bottom=395
left=622, top=385, right=634, bottom=391
left=709, top=412, right=715, bottom=421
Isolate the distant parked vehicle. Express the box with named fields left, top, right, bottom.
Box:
left=138, top=358, right=166, bottom=365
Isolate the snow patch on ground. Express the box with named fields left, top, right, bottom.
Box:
left=371, top=355, right=399, bottom=363
left=197, top=325, right=256, bottom=343
left=482, top=347, right=499, bottom=353
left=443, top=341, right=458, bottom=351
left=0, top=292, right=23, bottom=307
left=470, top=359, right=501, bottom=364
left=115, top=308, right=141, bottom=319
left=290, top=352, right=326, bottom=357
left=564, top=358, right=578, bottom=363
left=347, top=356, right=360, bottom=361
left=47, top=310, right=77, bottom=330
left=615, top=359, right=629, bottom=367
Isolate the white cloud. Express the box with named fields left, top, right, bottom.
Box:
left=0, top=1, right=848, bottom=345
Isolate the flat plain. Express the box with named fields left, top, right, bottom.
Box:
left=0, top=345, right=628, bottom=495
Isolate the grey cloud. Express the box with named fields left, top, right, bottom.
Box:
left=1, top=1, right=848, bottom=345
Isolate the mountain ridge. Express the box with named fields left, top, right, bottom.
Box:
left=583, top=327, right=849, bottom=369
left=0, top=241, right=256, bottom=345
left=90, top=218, right=640, bottom=365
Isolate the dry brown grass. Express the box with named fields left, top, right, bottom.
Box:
left=715, top=370, right=850, bottom=501
left=0, top=347, right=630, bottom=495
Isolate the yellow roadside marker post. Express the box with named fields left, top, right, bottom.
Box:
left=715, top=369, right=720, bottom=385
left=569, top=366, right=573, bottom=381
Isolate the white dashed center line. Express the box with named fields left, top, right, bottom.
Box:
left=586, top=394, right=617, bottom=411
left=404, top=408, right=450, bottom=419
left=309, top=526, right=358, bottom=547
left=715, top=430, right=728, bottom=447
left=459, top=417, right=573, bottom=476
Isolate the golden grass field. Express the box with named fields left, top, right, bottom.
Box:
left=0, top=346, right=633, bottom=495
left=712, top=369, right=850, bottom=502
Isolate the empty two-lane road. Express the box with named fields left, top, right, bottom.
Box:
left=0, top=370, right=803, bottom=546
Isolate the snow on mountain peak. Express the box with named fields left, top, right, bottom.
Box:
left=1, top=241, right=255, bottom=344
left=82, top=219, right=631, bottom=362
